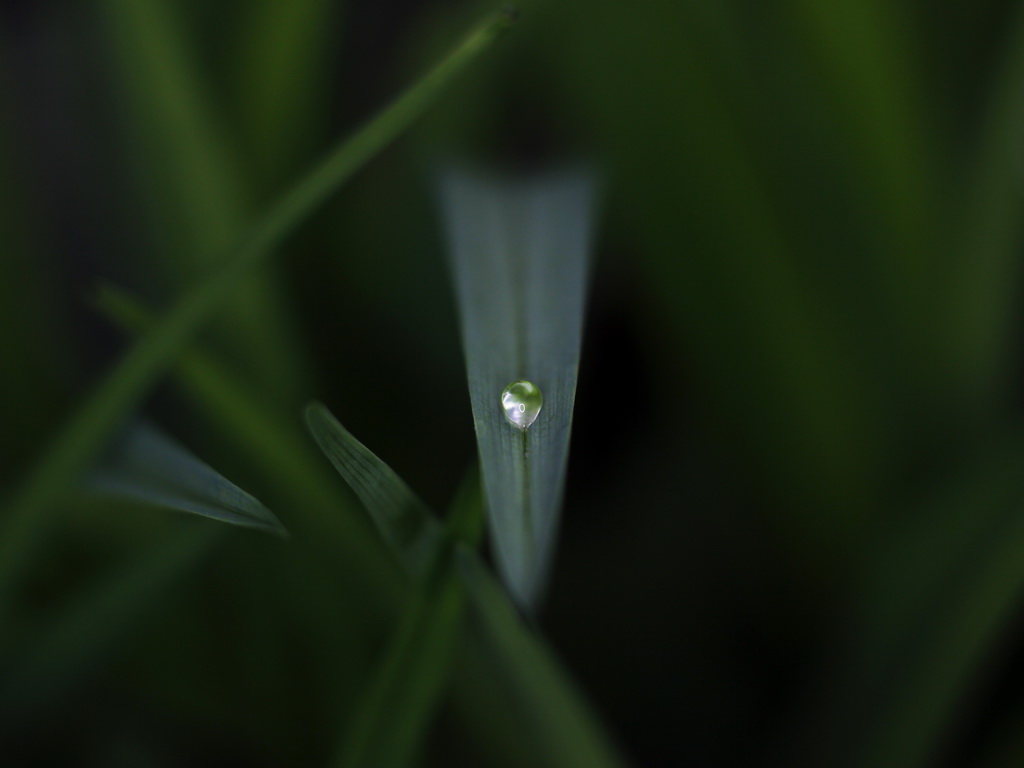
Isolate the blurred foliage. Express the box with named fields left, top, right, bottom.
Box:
left=4, top=0, right=1024, bottom=766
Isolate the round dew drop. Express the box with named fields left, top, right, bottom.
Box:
left=501, top=380, right=542, bottom=430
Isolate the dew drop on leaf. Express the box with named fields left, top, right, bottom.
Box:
left=501, top=381, right=543, bottom=430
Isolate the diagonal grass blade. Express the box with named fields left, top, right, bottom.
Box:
left=0, top=7, right=516, bottom=617
left=87, top=422, right=286, bottom=537
left=305, top=402, right=443, bottom=576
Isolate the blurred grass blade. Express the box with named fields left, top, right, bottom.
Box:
left=337, top=557, right=464, bottom=768
left=87, top=422, right=286, bottom=536
left=100, top=0, right=308, bottom=403
left=335, top=489, right=482, bottom=768
left=0, top=525, right=222, bottom=732
left=948, top=2, right=1024, bottom=410
left=0, top=7, right=515, bottom=616
left=439, top=167, right=596, bottom=609
left=231, top=0, right=342, bottom=191
left=305, top=402, right=442, bottom=575
left=455, top=550, right=627, bottom=768
left=826, top=437, right=1024, bottom=767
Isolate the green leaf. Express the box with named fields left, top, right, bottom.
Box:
left=0, top=7, right=515, bottom=617
left=87, top=422, right=287, bottom=537
left=303, top=402, right=622, bottom=767
left=334, top=489, right=478, bottom=768
left=230, top=0, right=344, bottom=191
left=822, top=436, right=1024, bottom=768
left=439, top=168, right=597, bottom=609
left=99, top=0, right=308, bottom=403
left=335, top=555, right=464, bottom=768
left=92, top=283, right=394, bottom=599
left=305, top=402, right=442, bottom=576
left=946, top=2, right=1024, bottom=412
left=454, top=550, right=627, bottom=768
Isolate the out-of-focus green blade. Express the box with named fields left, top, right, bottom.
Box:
left=455, top=550, right=627, bottom=768
left=336, top=556, right=464, bottom=768
left=946, top=2, right=1024, bottom=412
left=99, top=0, right=307, bottom=403
left=439, top=168, right=596, bottom=610
left=231, top=0, right=343, bottom=192
left=0, top=7, right=514, bottom=617
left=305, top=402, right=442, bottom=576
left=93, top=283, right=391, bottom=590
left=0, top=524, right=222, bottom=731
left=87, top=422, right=287, bottom=537
left=819, top=436, right=1024, bottom=768
left=335, top=478, right=481, bottom=768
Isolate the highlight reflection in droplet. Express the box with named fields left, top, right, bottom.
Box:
left=500, top=381, right=542, bottom=430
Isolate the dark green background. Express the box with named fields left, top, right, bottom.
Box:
left=2, top=0, right=1024, bottom=765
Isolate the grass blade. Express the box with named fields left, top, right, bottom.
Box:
left=336, top=555, right=464, bottom=768
left=947, top=2, right=1024, bottom=411
left=99, top=0, right=308, bottom=402
left=0, top=7, right=516, bottom=617
left=305, top=402, right=442, bottom=576
left=439, top=167, right=597, bottom=609
left=87, top=422, right=287, bottom=537
left=334, top=482, right=482, bottom=768
left=92, top=283, right=391, bottom=588
left=819, top=437, right=1024, bottom=767
left=303, top=401, right=622, bottom=767
left=230, top=0, right=342, bottom=191
left=455, top=550, right=627, bottom=768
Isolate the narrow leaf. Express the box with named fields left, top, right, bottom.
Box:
left=99, top=0, right=308, bottom=402
left=305, top=402, right=442, bottom=575
left=439, top=167, right=597, bottom=609
left=455, top=550, right=627, bottom=768
left=230, top=0, right=342, bottom=191
left=331, top=466, right=485, bottom=766
left=947, top=2, right=1024, bottom=410
left=336, top=558, right=464, bottom=768
left=823, top=437, right=1024, bottom=768
left=88, top=422, right=286, bottom=536
left=0, top=8, right=515, bottom=616
left=302, top=403, right=621, bottom=767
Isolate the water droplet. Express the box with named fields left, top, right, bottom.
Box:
left=501, top=380, right=543, bottom=430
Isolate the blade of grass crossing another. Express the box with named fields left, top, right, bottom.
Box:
left=0, top=8, right=516, bottom=618
left=304, top=405, right=625, bottom=768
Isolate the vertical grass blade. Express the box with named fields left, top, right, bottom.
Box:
left=0, top=7, right=515, bottom=617
left=947, top=2, right=1024, bottom=412
left=100, top=0, right=307, bottom=402
left=439, top=168, right=596, bottom=609
left=87, top=422, right=287, bottom=536
left=305, top=402, right=442, bottom=576
left=817, top=437, right=1024, bottom=768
